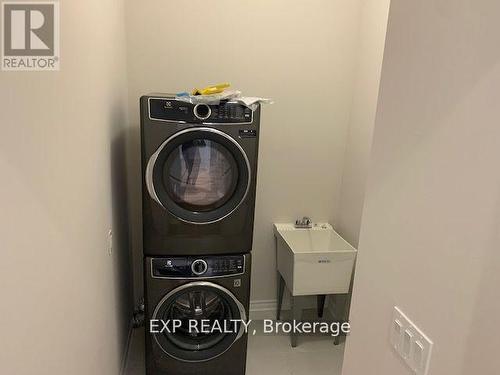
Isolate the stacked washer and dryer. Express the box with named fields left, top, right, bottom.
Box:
left=140, top=94, right=260, bottom=375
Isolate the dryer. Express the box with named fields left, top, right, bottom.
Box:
left=140, top=94, right=260, bottom=256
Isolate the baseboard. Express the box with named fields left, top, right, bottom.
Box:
left=250, top=299, right=281, bottom=312
left=249, top=299, right=282, bottom=320
left=120, top=318, right=134, bottom=375
left=249, top=297, right=318, bottom=319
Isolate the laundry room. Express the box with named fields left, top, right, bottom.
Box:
left=3, top=1, right=500, bottom=375
left=124, top=1, right=390, bottom=372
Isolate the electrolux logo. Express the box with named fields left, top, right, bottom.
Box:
left=2, top=1, right=60, bottom=71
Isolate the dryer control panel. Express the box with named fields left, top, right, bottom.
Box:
left=152, top=255, right=245, bottom=278
left=148, top=98, right=253, bottom=124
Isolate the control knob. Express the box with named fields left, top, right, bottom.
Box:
left=191, top=259, right=208, bottom=275
left=193, top=103, right=211, bottom=120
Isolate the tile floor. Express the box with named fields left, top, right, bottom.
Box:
left=123, top=310, right=345, bottom=375
left=246, top=327, right=345, bottom=375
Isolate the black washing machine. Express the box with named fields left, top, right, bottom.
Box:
left=145, top=254, right=251, bottom=375
left=140, top=94, right=261, bottom=256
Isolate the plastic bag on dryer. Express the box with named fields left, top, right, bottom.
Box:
left=176, top=91, right=273, bottom=111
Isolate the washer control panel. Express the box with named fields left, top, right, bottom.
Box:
left=149, top=98, right=253, bottom=124
left=152, top=255, right=245, bottom=278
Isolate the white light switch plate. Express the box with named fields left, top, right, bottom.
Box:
left=391, top=307, right=433, bottom=375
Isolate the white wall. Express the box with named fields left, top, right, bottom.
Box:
left=343, top=1, right=500, bottom=374
left=0, top=1, right=132, bottom=374
left=335, top=0, right=390, bottom=247
left=124, top=0, right=362, bottom=302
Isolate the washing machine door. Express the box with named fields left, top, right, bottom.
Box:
left=151, top=281, right=247, bottom=362
left=145, top=127, right=251, bottom=224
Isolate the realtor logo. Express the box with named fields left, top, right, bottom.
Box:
left=2, top=1, right=59, bottom=71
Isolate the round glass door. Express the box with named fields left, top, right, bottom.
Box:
left=146, top=128, right=251, bottom=224
left=152, top=282, right=246, bottom=362
left=164, top=139, right=238, bottom=212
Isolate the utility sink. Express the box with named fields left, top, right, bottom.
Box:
left=274, top=223, right=357, bottom=296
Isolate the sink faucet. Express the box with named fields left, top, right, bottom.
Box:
left=294, top=216, right=312, bottom=229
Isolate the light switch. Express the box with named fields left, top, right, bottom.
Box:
left=412, top=340, right=425, bottom=371
left=390, top=319, right=403, bottom=349
left=402, top=330, right=413, bottom=358
left=390, top=307, right=433, bottom=375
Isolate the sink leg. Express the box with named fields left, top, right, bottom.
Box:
left=317, top=295, right=326, bottom=318
left=277, top=273, right=285, bottom=320
left=290, top=296, right=301, bottom=348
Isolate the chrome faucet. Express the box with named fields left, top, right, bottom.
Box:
left=294, top=216, right=312, bottom=229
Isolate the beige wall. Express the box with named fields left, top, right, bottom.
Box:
left=0, top=1, right=132, bottom=374
left=343, top=1, right=500, bottom=374
left=124, top=0, right=362, bottom=302
left=335, top=0, right=390, bottom=247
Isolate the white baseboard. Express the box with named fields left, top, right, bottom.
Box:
left=249, top=296, right=343, bottom=321
left=249, top=297, right=319, bottom=319
left=249, top=299, right=282, bottom=320
left=250, top=299, right=282, bottom=312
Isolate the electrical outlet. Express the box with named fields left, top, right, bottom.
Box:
left=107, top=229, right=113, bottom=256
left=390, top=307, right=433, bottom=375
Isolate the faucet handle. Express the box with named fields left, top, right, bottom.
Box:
left=295, top=216, right=312, bottom=228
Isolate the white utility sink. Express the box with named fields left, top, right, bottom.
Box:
left=274, top=223, right=357, bottom=296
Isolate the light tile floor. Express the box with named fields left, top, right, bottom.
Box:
left=124, top=311, right=345, bottom=375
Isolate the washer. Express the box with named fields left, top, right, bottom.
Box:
left=145, top=254, right=251, bottom=375
left=140, top=94, right=261, bottom=256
